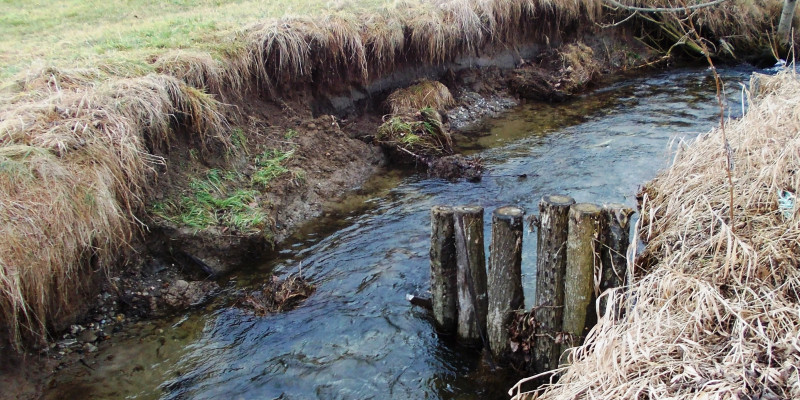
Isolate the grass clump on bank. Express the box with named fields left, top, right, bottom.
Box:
left=512, top=70, right=800, bottom=399
left=252, top=148, right=295, bottom=188
left=377, top=107, right=453, bottom=160
left=0, top=71, right=229, bottom=347
left=152, top=169, right=269, bottom=233
left=386, top=79, right=455, bottom=114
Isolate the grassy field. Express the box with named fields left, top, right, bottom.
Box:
left=0, top=0, right=386, bottom=82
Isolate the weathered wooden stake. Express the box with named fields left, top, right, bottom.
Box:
left=430, top=205, right=458, bottom=333
left=533, top=195, right=575, bottom=373
left=563, top=203, right=604, bottom=353
left=453, top=205, right=488, bottom=347
left=599, top=204, right=634, bottom=318
left=487, top=206, right=525, bottom=360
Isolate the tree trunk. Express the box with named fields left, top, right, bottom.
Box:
left=453, top=205, right=488, bottom=347
left=532, top=195, right=574, bottom=373
left=599, top=204, right=634, bottom=319
left=778, top=0, right=798, bottom=45
left=562, top=203, right=604, bottom=354
left=430, top=205, right=458, bottom=333
left=487, top=206, right=525, bottom=360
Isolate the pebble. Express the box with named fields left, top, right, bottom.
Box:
left=78, top=329, right=97, bottom=343
left=173, top=280, right=189, bottom=290
left=82, top=343, right=98, bottom=353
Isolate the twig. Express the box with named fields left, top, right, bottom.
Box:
left=602, top=0, right=728, bottom=13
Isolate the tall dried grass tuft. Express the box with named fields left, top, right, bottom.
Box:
left=618, top=0, right=783, bottom=57
left=386, top=79, right=455, bottom=114
left=0, top=72, right=229, bottom=347
left=240, top=0, right=599, bottom=88
left=154, top=51, right=242, bottom=97
left=511, top=71, right=800, bottom=399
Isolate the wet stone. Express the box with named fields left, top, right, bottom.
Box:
left=78, top=329, right=97, bottom=343
left=82, top=343, right=98, bottom=353
left=162, top=280, right=219, bottom=309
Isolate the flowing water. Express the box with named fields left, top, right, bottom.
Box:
left=44, top=66, right=763, bottom=400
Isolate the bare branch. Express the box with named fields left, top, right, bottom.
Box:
left=602, top=0, right=728, bottom=13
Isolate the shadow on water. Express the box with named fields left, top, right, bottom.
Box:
left=44, top=65, right=763, bottom=399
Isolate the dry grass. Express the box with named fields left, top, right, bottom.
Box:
left=616, top=0, right=789, bottom=57
left=386, top=80, right=455, bottom=114
left=558, top=42, right=600, bottom=92
left=0, top=73, right=228, bottom=347
left=511, top=70, right=800, bottom=399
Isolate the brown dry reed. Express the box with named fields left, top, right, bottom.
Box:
left=0, top=73, right=228, bottom=348
left=511, top=70, right=800, bottom=399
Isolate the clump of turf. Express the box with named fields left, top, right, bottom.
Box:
left=376, top=107, right=453, bottom=161
left=0, top=72, right=230, bottom=348
left=386, top=79, right=455, bottom=114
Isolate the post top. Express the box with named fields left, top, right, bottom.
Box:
left=431, top=205, right=454, bottom=214
left=571, top=203, right=602, bottom=214
left=542, top=194, right=576, bottom=206
left=602, top=202, right=631, bottom=211
left=452, top=205, right=484, bottom=214
left=494, top=206, right=525, bottom=218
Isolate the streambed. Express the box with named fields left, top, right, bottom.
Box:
left=44, top=66, right=761, bottom=400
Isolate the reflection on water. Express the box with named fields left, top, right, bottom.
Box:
left=45, top=66, right=759, bottom=399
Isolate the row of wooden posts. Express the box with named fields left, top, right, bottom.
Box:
left=428, top=195, right=633, bottom=372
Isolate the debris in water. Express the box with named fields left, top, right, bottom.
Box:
left=238, top=274, right=315, bottom=315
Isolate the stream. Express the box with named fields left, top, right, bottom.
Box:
left=44, top=65, right=762, bottom=400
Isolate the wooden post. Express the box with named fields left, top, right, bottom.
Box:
left=487, top=206, right=525, bottom=360
left=533, top=195, right=574, bottom=373
left=430, top=205, right=458, bottom=333
left=453, top=205, right=488, bottom=347
left=778, top=0, right=798, bottom=45
left=562, top=203, right=604, bottom=353
left=599, top=204, right=634, bottom=318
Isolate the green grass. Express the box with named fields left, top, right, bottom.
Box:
left=252, top=148, right=294, bottom=188
left=152, top=169, right=268, bottom=232
left=0, top=0, right=390, bottom=82
left=150, top=145, right=295, bottom=232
